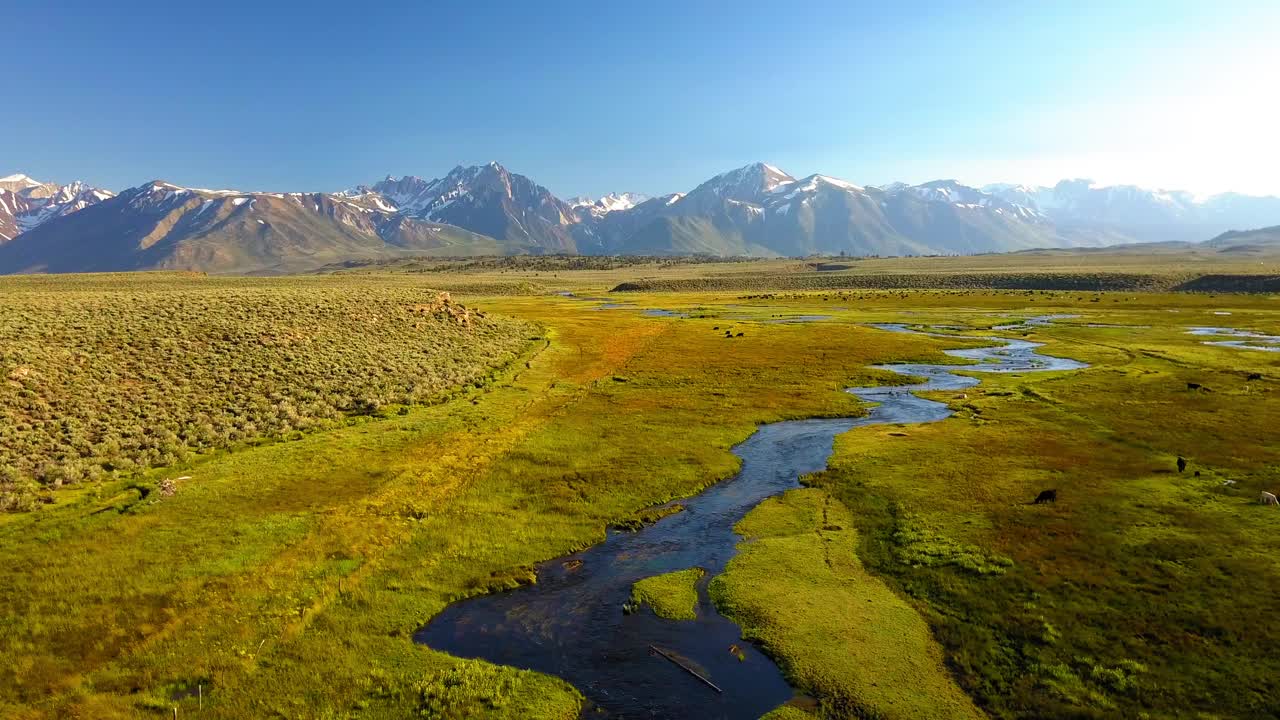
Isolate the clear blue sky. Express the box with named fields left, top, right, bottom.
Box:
left=5, top=0, right=1278, bottom=197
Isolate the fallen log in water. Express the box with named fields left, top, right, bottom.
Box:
left=648, top=644, right=723, bottom=693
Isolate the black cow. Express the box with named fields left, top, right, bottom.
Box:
left=1177, top=456, right=1187, bottom=473
left=1033, top=489, right=1058, bottom=504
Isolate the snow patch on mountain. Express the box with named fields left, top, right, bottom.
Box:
left=772, top=173, right=867, bottom=201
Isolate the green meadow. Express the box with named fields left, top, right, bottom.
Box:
left=1, top=265, right=1278, bottom=719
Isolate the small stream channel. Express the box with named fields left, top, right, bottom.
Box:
left=417, top=318, right=1088, bottom=718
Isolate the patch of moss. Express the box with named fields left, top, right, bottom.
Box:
left=630, top=567, right=704, bottom=620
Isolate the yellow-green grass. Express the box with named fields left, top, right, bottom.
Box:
left=712, top=489, right=986, bottom=720
left=803, top=310, right=1280, bottom=718
left=2, top=273, right=1278, bottom=719
left=0, top=285, right=958, bottom=718
left=323, top=251, right=1280, bottom=292
left=598, top=288, right=1278, bottom=719
left=631, top=568, right=705, bottom=620
left=760, top=705, right=819, bottom=720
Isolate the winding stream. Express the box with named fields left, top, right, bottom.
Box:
left=417, top=319, right=1087, bottom=718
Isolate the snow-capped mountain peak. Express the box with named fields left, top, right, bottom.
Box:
left=981, top=182, right=1038, bottom=195
left=0, top=173, right=115, bottom=241
left=343, top=164, right=578, bottom=250
left=356, top=175, right=436, bottom=213
left=693, top=162, right=797, bottom=201
left=981, top=178, right=1221, bottom=224
left=874, top=181, right=909, bottom=193
left=757, top=163, right=791, bottom=188
left=906, top=179, right=989, bottom=204
left=570, top=192, right=649, bottom=220
left=0, top=173, right=46, bottom=192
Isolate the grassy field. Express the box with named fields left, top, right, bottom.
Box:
left=2, top=264, right=1278, bottom=719
left=319, top=250, right=1280, bottom=295
left=801, top=310, right=1280, bottom=718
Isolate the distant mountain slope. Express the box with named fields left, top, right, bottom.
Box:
left=0, top=182, right=502, bottom=274
left=0, top=173, right=113, bottom=241
left=1001, top=223, right=1280, bottom=259
left=982, top=179, right=1280, bottom=243
left=348, top=163, right=580, bottom=252
left=1203, top=225, right=1280, bottom=254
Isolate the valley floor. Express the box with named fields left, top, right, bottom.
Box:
left=2, top=278, right=1279, bottom=719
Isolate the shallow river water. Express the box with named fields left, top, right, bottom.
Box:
left=417, top=320, right=1087, bottom=718
left=1187, top=326, right=1280, bottom=352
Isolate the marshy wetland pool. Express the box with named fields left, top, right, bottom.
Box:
left=418, top=319, right=1088, bottom=718
left=1187, top=326, right=1280, bottom=352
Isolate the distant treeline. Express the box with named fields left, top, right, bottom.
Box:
left=613, top=272, right=1280, bottom=294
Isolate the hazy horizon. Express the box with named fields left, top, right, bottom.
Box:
left=5, top=0, right=1278, bottom=199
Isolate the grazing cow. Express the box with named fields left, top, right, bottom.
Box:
left=1262, top=491, right=1279, bottom=506
left=1186, top=382, right=1202, bottom=391
left=1177, top=456, right=1187, bottom=473
left=1033, top=489, right=1058, bottom=504
left=1247, top=373, right=1263, bottom=381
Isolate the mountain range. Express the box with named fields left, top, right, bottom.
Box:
left=3, top=164, right=1279, bottom=274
